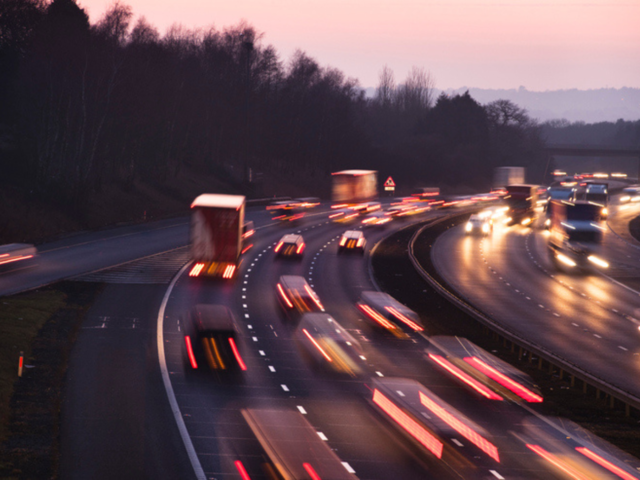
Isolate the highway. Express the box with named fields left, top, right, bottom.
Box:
left=15, top=198, right=634, bottom=479
left=431, top=197, right=640, bottom=401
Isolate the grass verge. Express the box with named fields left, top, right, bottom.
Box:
left=0, top=282, right=102, bottom=479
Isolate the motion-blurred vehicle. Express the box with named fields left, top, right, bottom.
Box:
left=295, top=313, right=365, bottom=376
left=330, top=208, right=360, bottom=223
left=620, top=185, right=640, bottom=203
left=338, top=230, right=366, bottom=254
left=427, top=336, right=542, bottom=403
left=183, top=304, right=246, bottom=373
left=370, top=377, right=501, bottom=472
left=361, top=211, right=392, bottom=227
left=0, top=243, right=37, bottom=270
left=274, top=234, right=305, bottom=258
left=189, top=194, right=245, bottom=279
left=504, top=184, right=538, bottom=226
left=465, top=213, right=493, bottom=236
left=584, top=183, right=609, bottom=218
left=547, top=199, right=608, bottom=271
left=241, top=408, right=358, bottom=480
left=293, top=197, right=321, bottom=208
left=267, top=201, right=305, bottom=223
left=331, top=169, right=378, bottom=207
left=357, top=291, right=423, bottom=336
left=276, top=275, right=324, bottom=318
left=493, top=166, right=525, bottom=190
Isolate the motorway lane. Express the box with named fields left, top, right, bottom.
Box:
left=0, top=205, right=289, bottom=297
left=161, top=211, right=565, bottom=480
left=432, top=211, right=640, bottom=400
left=60, top=284, right=193, bottom=480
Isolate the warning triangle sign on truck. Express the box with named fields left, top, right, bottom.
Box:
left=384, top=177, right=396, bottom=187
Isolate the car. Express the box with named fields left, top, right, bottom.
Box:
left=338, top=230, right=366, bottom=254
left=361, top=211, right=392, bottom=227
left=329, top=208, right=360, bottom=223
left=276, top=275, right=324, bottom=318
left=274, top=234, right=305, bottom=258
left=183, top=304, right=246, bottom=373
left=465, top=213, right=492, bottom=236
left=357, top=291, right=423, bottom=335
left=295, top=313, right=365, bottom=376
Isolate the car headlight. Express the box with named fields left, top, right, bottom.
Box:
left=601, top=207, right=608, bottom=216
left=482, top=223, right=489, bottom=233
left=465, top=222, right=473, bottom=232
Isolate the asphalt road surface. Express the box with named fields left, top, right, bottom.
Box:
left=431, top=197, right=640, bottom=401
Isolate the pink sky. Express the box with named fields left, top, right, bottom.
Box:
left=77, top=0, right=640, bottom=91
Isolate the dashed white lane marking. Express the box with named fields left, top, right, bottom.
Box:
left=242, top=304, right=247, bottom=308
left=451, top=438, right=464, bottom=447
left=526, top=297, right=531, bottom=300
left=396, top=390, right=405, bottom=397
left=281, top=384, right=290, bottom=392
left=593, top=334, right=602, bottom=338
left=572, top=322, right=580, bottom=327
left=252, top=336, right=258, bottom=342
left=342, top=462, right=356, bottom=474
left=619, top=346, right=629, bottom=351
left=317, top=432, right=328, bottom=441
left=268, top=366, right=276, bottom=372
left=538, top=304, right=544, bottom=308
left=553, top=312, right=561, bottom=317
left=297, top=405, right=307, bottom=414
left=376, top=371, right=384, bottom=377
left=245, top=314, right=250, bottom=318
left=490, top=471, right=505, bottom=480
left=247, top=325, right=253, bottom=329
left=259, top=350, right=266, bottom=356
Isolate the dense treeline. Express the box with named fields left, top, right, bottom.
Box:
left=541, top=118, right=640, bottom=147
left=1, top=0, right=548, bottom=207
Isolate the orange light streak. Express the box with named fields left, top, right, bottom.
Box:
left=419, top=391, right=500, bottom=463
left=428, top=354, right=503, bottom=401
left=526, top=444, right=591, bottom=480
left=464, top=357, right=543, bottom=402
left=358, top=304, right=396, bottom=330
left=184, top=336, right=198, bottom=369
left=241, top=244, right=254, bottom=254
left=576, top=447, right=638, bottom=480
left=296, top=243, right=305, bottom=254
left=372, top=389, right=443, bottom=458
left=384, top=306, right=423, bottom=331
left=302, top=329, right=333, bottom=362
left=339, top=236, right=347, bottom=246
left=228, top=338, right=247, bottom=371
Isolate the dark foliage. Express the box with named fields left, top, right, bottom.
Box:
left=0, top=0, right=548, bottom=205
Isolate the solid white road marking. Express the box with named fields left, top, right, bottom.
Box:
left=157, top=262, right=206, bottom=480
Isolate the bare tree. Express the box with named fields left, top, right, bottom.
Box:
left=397, top=66, right=435, bottom=113
left=375, top=65, right=395, bottom=107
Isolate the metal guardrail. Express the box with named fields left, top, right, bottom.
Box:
left=407, top=214, right=640, bottom=415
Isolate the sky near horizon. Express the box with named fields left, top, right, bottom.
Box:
left=77, top=0, right=640, bottom=91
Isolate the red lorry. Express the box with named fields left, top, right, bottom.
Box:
left=189, top=194, right=245, bottom=279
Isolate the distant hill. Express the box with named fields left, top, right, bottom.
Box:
left=439, top=87, right=640, bottom=123
left=364, top=86, right=640, bottom=123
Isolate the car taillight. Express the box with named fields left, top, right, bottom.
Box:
left=339, top=237, right=347, bottom=246
left=296, top=243, right=305, bottom=254
left=274, top=241, right=284, bottom=252
left=277, top=283, right=294, bottom=308
left=185, top=336, right=198, bottom=369
left=356, top=237, right=364, bottom=247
